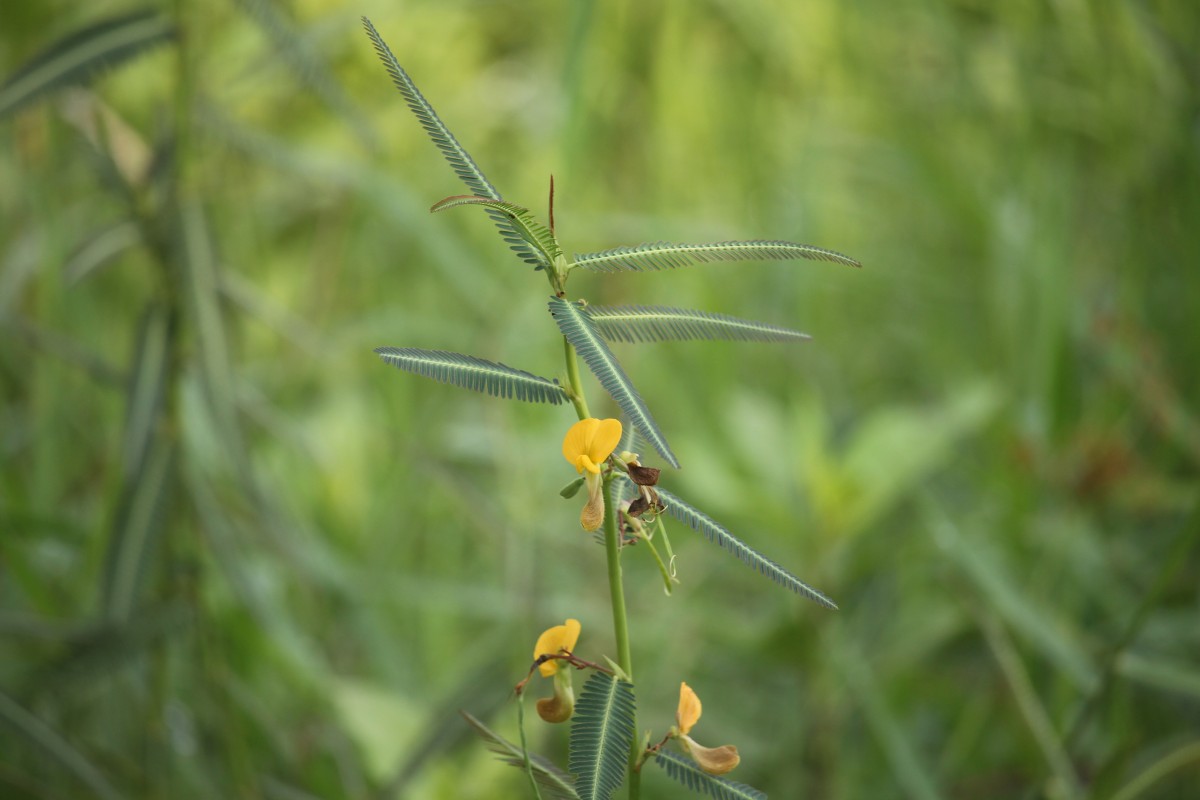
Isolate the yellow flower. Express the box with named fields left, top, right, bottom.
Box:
left=562, top=418, right=622, bottom=474
left=562, top=419, right=622, bottom=531
left=533, top=619, right=582, bottom=723
left=533, top=618, right=581, bottom=677
left=676, top=682, right=702, bottom=734
left=674, top=682, right=741, bottom=775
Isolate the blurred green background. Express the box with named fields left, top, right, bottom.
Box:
left=2, top=0, right=1198, bottom=798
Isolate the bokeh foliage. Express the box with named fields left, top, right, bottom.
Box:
left=2, top=1, right=1198, bottom=798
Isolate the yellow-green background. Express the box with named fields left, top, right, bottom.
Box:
left=2, top=0, right=1198, bottom=798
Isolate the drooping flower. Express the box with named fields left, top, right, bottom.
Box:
left=673, top=682, right=741, bottom=775
left=533, top=619, right=582, bottom=723
left=562, top=419, right=622, bottom=531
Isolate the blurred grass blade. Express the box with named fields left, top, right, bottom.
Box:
left=0, top=9, right=176, bottom=118
left=585, top=304, right=810, bottom=344
left=651, top=749, right=766, bottom=800
left=361, top=17, right=547, bottom=269
left=64, top=220, right=142, bottom=285
left=649, top=482, right=837, bottom=609
left=924, top=500, right=1097, bottom=689
left=977, top=610, right=1082, bottom=798
left=120, top=305, right=168, bottom=479
left=177, top=198, right=255, bottom=483
left=549, top=296, right=678, bottom=468
left=568, top=672, right=635, bottom=800
left=572, top=240, right=860, bottom=273
left=101, top=433, right=174, bottom=620
left=232, top=0, right=378, bottom=151
left=1110, top=741, right=1200, bottom=800
left=461, top=711, right=580, bottom=800
left=834, top=634, right=944, bottom=800
left=0, top=690, right=121, bottom=800
left=374, top=347, right=567, bottom=404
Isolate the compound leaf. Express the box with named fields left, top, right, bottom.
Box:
left=651, top=483, right=837, bottom=609
left=572, top=240, right=860, bottom=274
left=584, top=305, right=810, bottom=344
left=361, top=17, right=547, bottom=269
left=652, top=749, right=767, bottom=800
left=569, top=672, right=636, bottom=800
left=375, top=347, right=566, bottom=404
left=548, top=297, right=678, bottom=468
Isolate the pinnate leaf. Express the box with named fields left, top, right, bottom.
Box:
left=549, top=297, right=678, bottom=468
left=572, top=240, right=860, bottom=273
left=374, top=347, right=566, bottom=404
left=569, top=672, right=636, bottom=800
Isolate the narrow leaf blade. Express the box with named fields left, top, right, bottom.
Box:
left=573, top=240, right=860, bottom=273
left=569, top=672, right=636, bottom=800
left=361, top=17, right=546, bottom=269
left=374, top=347, right=566, bottom=404
left=584, top=305, right=810, bottom=344
left=0, top=10, right=176, bottom=119
left=652, top=750, right=767, bottom=800
left=649, top=482, right=837, bottom=609
left=461, top=711, right=581, bottom=800
left=548, top=297, right=678, bottom=467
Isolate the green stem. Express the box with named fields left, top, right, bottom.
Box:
left=602, top=478, right=640, bottom=799
left=563, top=337, right=590, bottom=420
left=561, top=337, right=637, bottom=798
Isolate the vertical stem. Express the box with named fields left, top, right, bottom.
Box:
left=602, top=481, right=640, bottom=800
left=563, top=337, right=590, bottom=420
left=562, top=338, right=638, bottom=797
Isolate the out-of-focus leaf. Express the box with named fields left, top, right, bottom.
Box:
left=833, top=633, right=945, bottom=800
left=0, top=9, right=176, bottom=119
left=63, top=220, right=142, bottom=284
left=925, top=501, right=1098, bottom=690
left=232, top=0, right=378, bottom=151
left=120, top=304, right=168, bottom=479
left=100, top=432, right=174, bottom=621
left=0, top=690, right=121, bottom=800
left=461, top=711, right=580, bottom=800
left=810, top=382, right=1002, bottom=537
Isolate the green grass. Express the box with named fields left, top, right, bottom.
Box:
left=2, top=1, right=1198, bottom=798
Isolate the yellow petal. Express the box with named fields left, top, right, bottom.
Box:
left=533, top=618, right=582, bottom=677
left=681, top=736, right=740, bottom=775
left=563, top=419, right=600, bottom=473
left=676, top=682, right=702, bottom=734
left=587, top=418, right=623, bottom=464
